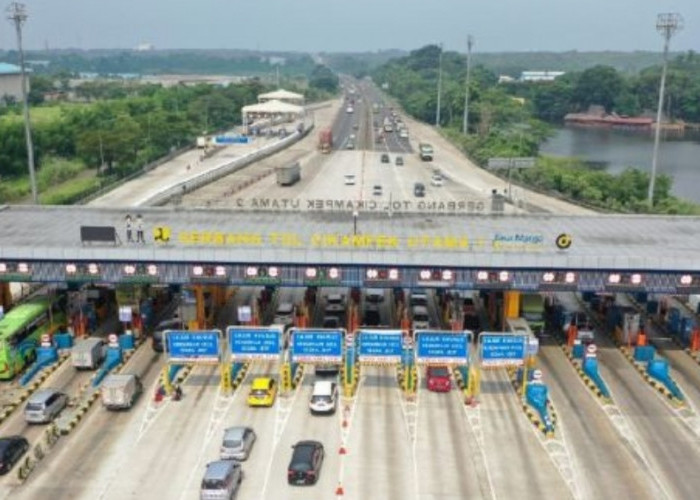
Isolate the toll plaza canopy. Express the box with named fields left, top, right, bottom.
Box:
left=1, top=205, right=699, bottom=292
left=241, top=99, right=304, bottom=119
left=257, top=89, right=305, bottom=104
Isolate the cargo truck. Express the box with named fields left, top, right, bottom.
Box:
left=318, top=128, right=333, bottom=153
left=276, top=162, right=301, bottom=186
left=101, top=373, right=143, bottom=410
left=72, top=337, right=106, bottom=370
left=418, top=143, right=434, bottom=161
left=520, top=293, right=546, bottom=334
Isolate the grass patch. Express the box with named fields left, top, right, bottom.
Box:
left=0, top=103, right=89, bottom=126
left=0, top=177, right=31, bottom=203
left=37, top=157, right=86, bottom=190
left=38, top=173, right=102, bottom=205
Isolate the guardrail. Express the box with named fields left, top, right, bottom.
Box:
left=145, top=118, right=314, bottom=207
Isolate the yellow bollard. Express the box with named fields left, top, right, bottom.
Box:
left=280, top=363, right=292, bottom=392
left=161, top=365, right=173, bottom=395
left=220, top=364, right=232, bottom=392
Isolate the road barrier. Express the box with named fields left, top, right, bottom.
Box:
left=145, top=119, right=314, bottom=207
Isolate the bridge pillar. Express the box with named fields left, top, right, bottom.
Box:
left=0, top=282, right=10, bottom=311
left=194, top=285, right=206, bottom=329
left=502, top=291, right=521, bottom=329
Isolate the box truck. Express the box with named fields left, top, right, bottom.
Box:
left=72, top=337, right=106, bottom=370
left=101, top=373, right=143, bottom=410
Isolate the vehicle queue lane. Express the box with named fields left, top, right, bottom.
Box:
left=261, top=372, right=342, bottom=499
left=594, top=333, right=700, bottom=500
left=478, top=369, right=573, bottom=499
left=343, top=365, right=416, bottom=500
left=95, top=363, right=224, bottom=500
left=536, top=341, right=663, bottom=499
left=10, top=342, right=165, bottom=499
left=414, top=374, right=488, bottom=499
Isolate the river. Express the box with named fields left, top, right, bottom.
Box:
left=540, top=126, right=700, bottom=204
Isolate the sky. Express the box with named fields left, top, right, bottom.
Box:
left=0, top=0, right=697, bottom=54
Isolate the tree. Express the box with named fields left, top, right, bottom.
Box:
left=309, top=65, right=338, bottom=93
left=572, top=65, right=624, bottom=112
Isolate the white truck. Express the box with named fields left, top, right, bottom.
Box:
left=101, top=373, right=143, bottom=410
left=275, top=162, right=301, bottom=186
left=72, top=337, right=106, bottom=370
left=418, top=143, right=434, bottom=161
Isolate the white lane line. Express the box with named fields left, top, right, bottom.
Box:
left=259, top=368, right=304, bottom=498
left=177, top=384, right=239, bottom=500
left=336, top=372, right=365, bottom=499
left=458, top=392, right=497, bottom=500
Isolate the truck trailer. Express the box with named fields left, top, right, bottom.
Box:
left=318, top=128, right=333, bottom=153
left=275, top=162, right=301, bottom=186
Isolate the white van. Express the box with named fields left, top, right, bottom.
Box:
left=24, top=389, right=68, bottom=424
left=309, top=380, right=338, bottom=415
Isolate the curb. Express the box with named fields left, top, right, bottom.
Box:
left=59, top=390, right=101, bottom=436
left=560, top=344, right=613, bottom=404
left=508, top=367, right=556, bottom=438
left=231, top=363, right=249, bottom=391
left=0, top=354, right=71, bottom=426
left=620, top=347, right=685, bottom=408
left=292, top=365, right=305, bottom=389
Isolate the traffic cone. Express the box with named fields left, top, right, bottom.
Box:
left=637, top=329, right=647, bottom=347
left=335, top=483, right=344, bottom=495
left=339, top=446, right=347, bottom=455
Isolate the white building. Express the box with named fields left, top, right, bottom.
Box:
left=0, top=63, right=25, bottom=103
left=519, top=70, right=566, bottom=82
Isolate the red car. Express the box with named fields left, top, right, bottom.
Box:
left=426, top=366, right=452, bottom=392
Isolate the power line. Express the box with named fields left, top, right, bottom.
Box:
left=648, top=12, right=683, bottom=207
left=6, top=2, right=38, bottom=204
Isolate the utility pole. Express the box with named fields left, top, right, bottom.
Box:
left=462, top=35, right=474, bottom=135
left=435, top=43, right=443, bottom=127
left=276, top=65, right=280, bottom=88
left=648, top=13, right=683, bottom=207
left=7, top=2, right=38, bottom=204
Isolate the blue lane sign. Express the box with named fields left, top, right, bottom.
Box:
left=228, top=326, right=281, bottom=361
left=480, top=333, right=527, bottom=367
left=358, top=329, right=403, bottom=364
left=291, top=328, right=343, bottom=363
left=166, top=330, right=221, bottom=364
left=416, top=330, right=471, bottom=365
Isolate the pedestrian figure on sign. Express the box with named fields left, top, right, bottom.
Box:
left=136, top=214, right=145, bottom=243
left=125, top=214, right=133, bottom=243
left=173, top=385, right=183, bottom=401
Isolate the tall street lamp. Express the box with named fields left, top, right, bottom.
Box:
left=462, top=35, right=474, bottom=135
left=7, top=2, right=38, bottom=204
left=647, top=13, right=683, bottom=207
left=435, top=43, right=443, bottom=127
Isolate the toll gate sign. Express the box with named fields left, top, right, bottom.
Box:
left=228, top=326, right=282, bottom=361
left=291, top=328, right=343, bottom=363
left=416, top=330, right=471, bottom=365
left=166, top=330, right=221, bottom=364
left=358, top=329, right=403, bottom=364
left=479, top=333, right=527, bottom=367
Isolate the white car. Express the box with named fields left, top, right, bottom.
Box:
left=346, top=106, right=354, bottom=113
left=399, top=129, right=408, bottom=139
left=309, top=381, right=338, bottom=415
left=344, top=174, right=356, bottom=186
left=431, top=176, right=444, bottom=187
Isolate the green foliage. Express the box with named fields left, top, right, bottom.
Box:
left=38, top=175, right=102, bottom=205
left=36, top=157, right=85, bottom=190
left=309, top=65, right=339, bottom=93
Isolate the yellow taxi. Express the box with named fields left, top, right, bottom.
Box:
left=247, top=377, right=277, bottom=407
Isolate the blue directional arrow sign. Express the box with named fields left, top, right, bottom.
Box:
left=480, top=332, right=527, bottom=367
left=166, top=330, right=221, bottom=364
left=416, top=330, right=471, bottom=364
left=358, top=329, right=403, bottom=364
left=291, top=328, right=343, bottom=363
left=228, top=326, right=282, bottom=361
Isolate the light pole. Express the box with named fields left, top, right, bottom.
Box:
left=462, top=35, right=474, bottom=135
left=435, top=43, right=443, bottom=127
left=647, top=13, right=683, bottom=207
left=7, top=2, right=38, bottom=204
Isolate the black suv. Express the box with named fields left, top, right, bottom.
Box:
left=0, top=436, right=29, bottom=475
left=380, top=153, right=390, bottom=163
left=287, top=440, right=324, bottom=485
